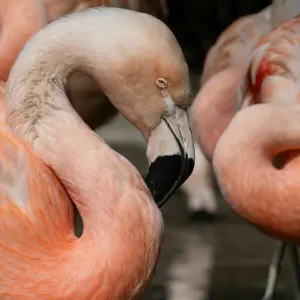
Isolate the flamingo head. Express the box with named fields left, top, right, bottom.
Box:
left=97, top=8, right=195, bottom=207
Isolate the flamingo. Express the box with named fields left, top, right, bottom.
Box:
left=193, top=0, right=300, bottom=298
left=52, top=0, right=215, bottom=221
left=189, top=0, right=300, bottom=221
left=0, top=0, right=47, bottom=82
left=0, top=7, right=195, bottom=298
left=44, top=0, right=213, bottom=222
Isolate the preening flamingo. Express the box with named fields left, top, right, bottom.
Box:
left=0, top=7, right=195, bottom=298
left=44, top=0, right=211, bottom=221
left=0, top=0, right=47, bottom=81
left=193, top=1, right=300, bottom=298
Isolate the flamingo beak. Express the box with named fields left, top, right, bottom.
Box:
left=145, top=108, right=195, bottom=208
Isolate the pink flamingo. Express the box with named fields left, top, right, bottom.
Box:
left=0, top=7, right=194, bottom=298
left=193, top=0, right=300, bottom=298
left=44, top=0, right=214, bottom=222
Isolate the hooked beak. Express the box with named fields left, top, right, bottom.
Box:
left=145, top=108, right=195, bottom=207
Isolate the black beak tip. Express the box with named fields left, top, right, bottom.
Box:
left=145, top=155, right=195, bottom=208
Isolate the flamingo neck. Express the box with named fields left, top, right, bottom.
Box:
left=213, top=104, right=300, bottom=243
left=4, top=8, right=163, bottom=296
left=4, top=6, right=162, bottom=233
left=271, top=0, right=300, bottom=27
left=4, top=9, right=120, bottom=225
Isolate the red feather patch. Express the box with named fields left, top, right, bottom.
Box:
left=250, top=58, right=275, bottom=104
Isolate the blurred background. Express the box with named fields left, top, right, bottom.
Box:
left=95, top=1, right=296, bottom=299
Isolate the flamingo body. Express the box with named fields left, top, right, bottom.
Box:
left=212, top=15, right=300, bottom=244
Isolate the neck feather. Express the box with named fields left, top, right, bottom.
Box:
left=4, top=6, right=162, bottom=232
left=3, top=9, right=163, bottom=295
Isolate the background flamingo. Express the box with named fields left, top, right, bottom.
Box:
left=193, top=0, right=300, bottom=298
left=194, top=0, right=300, bottom=160
left=190, top=0, right=300, bottom=222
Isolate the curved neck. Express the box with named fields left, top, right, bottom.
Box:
left=4, top=8, right=163, bottom=296
left=271, top=0, right=300, bottom=27
left=213, top=104, right=300, bottom=243
left=5, top=11, right=118, bottom=224
left=4, top=7, right=160, bottom=234
left=5, top=8, right=156, bottom=138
